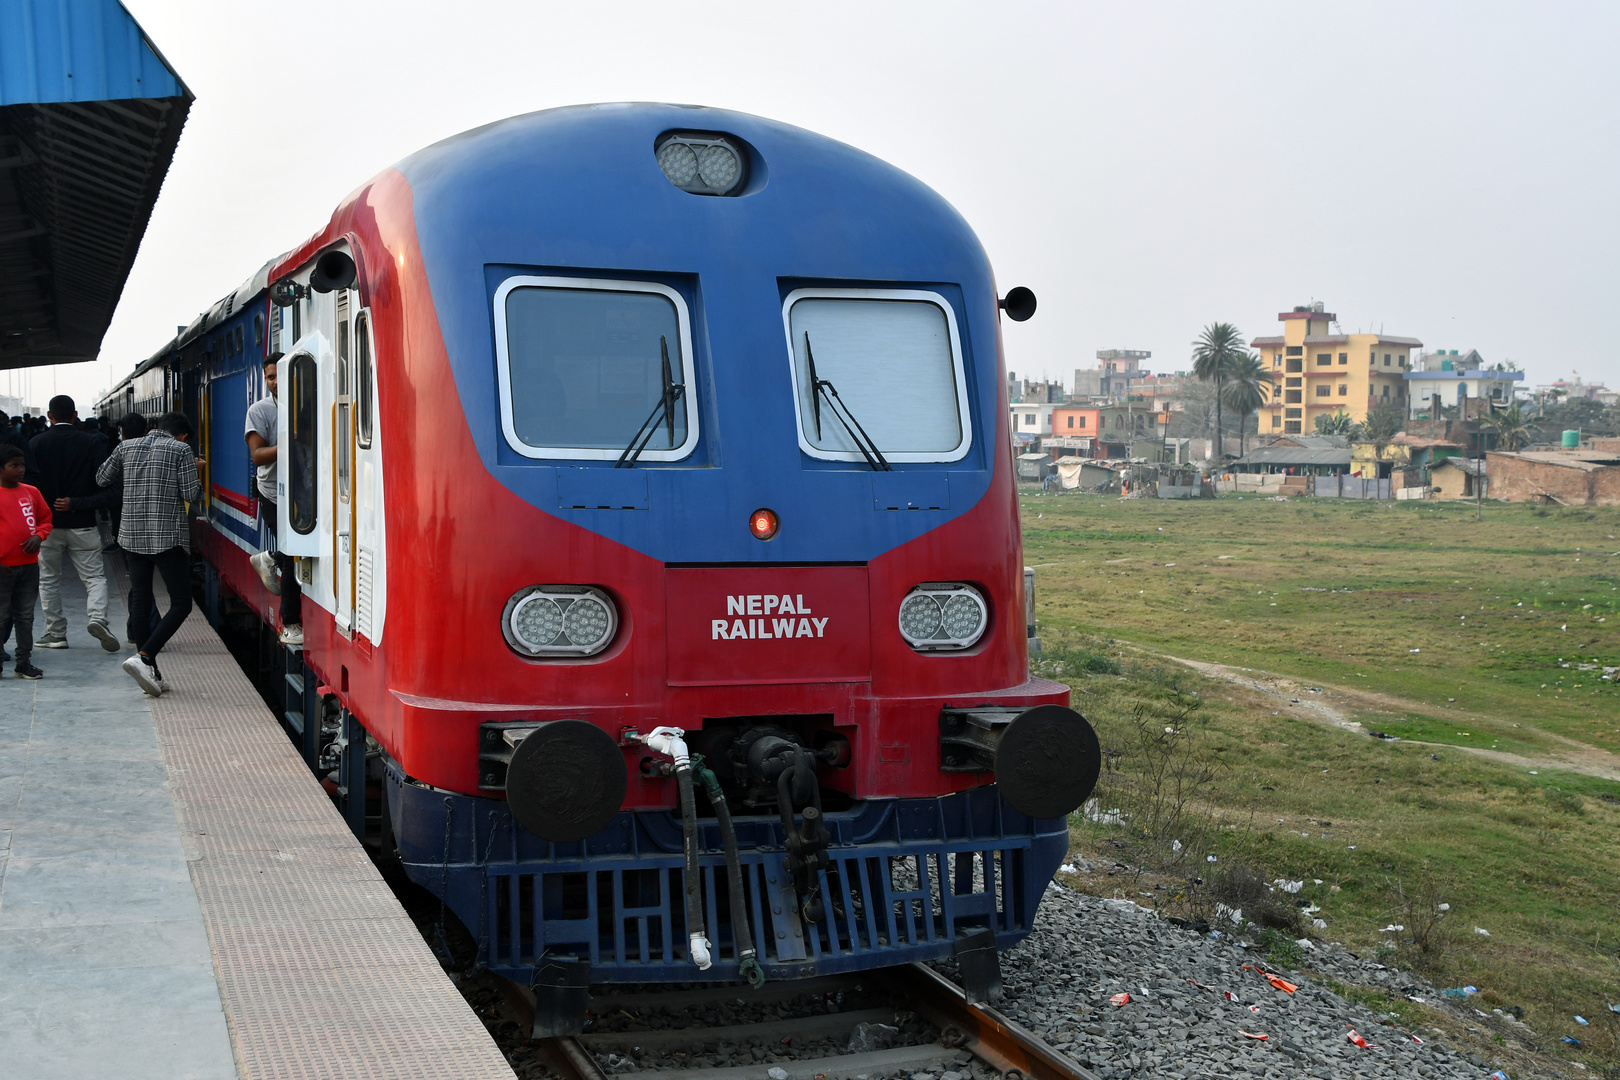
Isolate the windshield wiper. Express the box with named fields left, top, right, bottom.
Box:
left=616, top=336, right=686, bottom=468
left=803, top=332, right=890, bottom=471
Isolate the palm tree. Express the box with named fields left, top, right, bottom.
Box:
left=1220, top=352, right=1271, bottom=457
left=1483, top=401, right=1533, bottom=451
left=1314, top=411, right=1357, bottom=437
left=1362, top=405, right=1405, bottom=443
left=1191, top=323, right=1247, bottom=458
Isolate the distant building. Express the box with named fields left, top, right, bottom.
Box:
left=1047, top=405, right=1101, bottom=456
left=1486, top=450, right=1620, bottom=506
left=1023, top=379, right=1065, bottom=404
left=1071, top=368, right=1103, bottom=398
left=1096, top=349, right=1151, bottom=398
left=1534, top=375, right=1610, bottom=402
left=1009, top=402, right=1056, bottom=445
left=1008, top=372, right=1064, bottom=403
left=1405, top=350, right=1523, bottom=419
left=1429, top=457, right=1486, bottom=501
left=1250, top=303, right=1421, bottom=434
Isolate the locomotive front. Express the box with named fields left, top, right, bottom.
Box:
left=348, top=104, right=1099, bottom=1020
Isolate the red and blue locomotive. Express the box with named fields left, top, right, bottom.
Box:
left=103, top=104, right=1098, bottom=1021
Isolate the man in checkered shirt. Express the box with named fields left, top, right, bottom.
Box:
left=95, top=411, right=203, bottom=696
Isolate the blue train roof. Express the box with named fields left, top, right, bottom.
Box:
left=396, top=104, right=1003, bottom=564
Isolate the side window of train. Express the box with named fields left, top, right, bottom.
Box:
left=492, top=277, right=699, bottom=461
left=783, top=288, right=972, bottom=464
left=356, top=310, right=374, bottom=449
left=289, top=353, right=319, bottom=534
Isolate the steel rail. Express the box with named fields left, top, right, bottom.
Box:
left=535, top=962, right=1099, bottom=1080
left=882, top=962, right=1101, bottom=1080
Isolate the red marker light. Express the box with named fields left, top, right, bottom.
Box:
left=749, top=508, right=780, bottom=541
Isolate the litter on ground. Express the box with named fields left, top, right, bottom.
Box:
left=1109, top=992, right=1131, bottom=1007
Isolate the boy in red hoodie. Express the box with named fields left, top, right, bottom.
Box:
left=1, top=444, right=50, bottom=678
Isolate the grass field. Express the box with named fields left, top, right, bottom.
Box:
left=1021, top=492, right=1620, bottom=1073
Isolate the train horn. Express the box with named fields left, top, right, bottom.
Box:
left=999, top=286, right=1037, bottom=322
left=939, top=703, right=1100, bottom=819
left=309, top=250, right=356, bottom=294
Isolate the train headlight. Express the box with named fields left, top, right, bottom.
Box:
left=504, top=586, right=619, bottom=657
left=655, top=132, right=748, bottom=196
left=897, top=584, right=987, bottom=651
left=899, top=592, right=943, bottom=640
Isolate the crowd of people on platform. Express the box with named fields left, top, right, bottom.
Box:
left=2, top=364, right=296, bottom=696
left=2, top=398, right=200, bottom=692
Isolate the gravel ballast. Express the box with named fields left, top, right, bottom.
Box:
left=986, top=881, right=1532, bottom=1080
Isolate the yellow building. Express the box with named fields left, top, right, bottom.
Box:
left=1251, top=304, right=1422, bottom=435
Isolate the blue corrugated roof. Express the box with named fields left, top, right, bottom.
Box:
left=0, top=0, right=186, bottom=106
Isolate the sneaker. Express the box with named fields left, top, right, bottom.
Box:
left=14, top=662, right=43, bottom=679
left=0, top=648, right=10, bottom=662
left=250, top=551, right=282, bottom=596
left=35, top=635, right=68, bottom=650
left=279, top=623, right=304, bottom=646
left=87, top=622, right=120, bottom=653
left=122, top=654, right=164, bottom=696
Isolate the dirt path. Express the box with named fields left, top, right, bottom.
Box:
left=1154, top=652, right=1620, bottom=782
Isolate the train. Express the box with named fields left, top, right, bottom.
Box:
left=100, top=103, right=1100, bottom=1029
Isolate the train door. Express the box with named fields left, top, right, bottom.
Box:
left=273, top=249, right=375, bottom=641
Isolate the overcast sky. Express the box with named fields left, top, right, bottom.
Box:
left=9, top=0, right=1618, bottom=413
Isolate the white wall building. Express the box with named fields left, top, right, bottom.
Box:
left=1405, top=350, right=1524, bottom=417
left=1010, top=402, right=1056, bottom=444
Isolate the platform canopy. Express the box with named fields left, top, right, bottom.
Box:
left=0, top=0, right=191, bottom=371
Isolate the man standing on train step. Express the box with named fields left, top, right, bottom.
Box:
left=96, top=412, right=202, bottom=696
left=245, top=354, right=301, bottom=646
left=27, top=395, right=119, bottom=653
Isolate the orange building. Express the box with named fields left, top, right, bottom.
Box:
left=1049, top=406, right=1102, bottom=456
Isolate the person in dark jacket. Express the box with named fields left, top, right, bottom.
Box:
left=28, top=395, right=118, bottom=651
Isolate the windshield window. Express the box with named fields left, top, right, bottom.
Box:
left=497, top=279, right=696, bottom=460
left=785, top=290, right=969, bottom=463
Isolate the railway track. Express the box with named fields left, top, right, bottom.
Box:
left=520, top=963, right=1100, bottom=1080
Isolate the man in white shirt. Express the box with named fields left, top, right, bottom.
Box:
left=244, top=355, right=302, bottom=645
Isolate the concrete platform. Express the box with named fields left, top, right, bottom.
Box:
left=0, top=567, right=514, bottom=1079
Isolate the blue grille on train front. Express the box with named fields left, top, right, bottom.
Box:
left=387, top=768, right=1068, bottom=983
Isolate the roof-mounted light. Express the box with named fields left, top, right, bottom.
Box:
left=655, top=132, right=748, bottom=196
